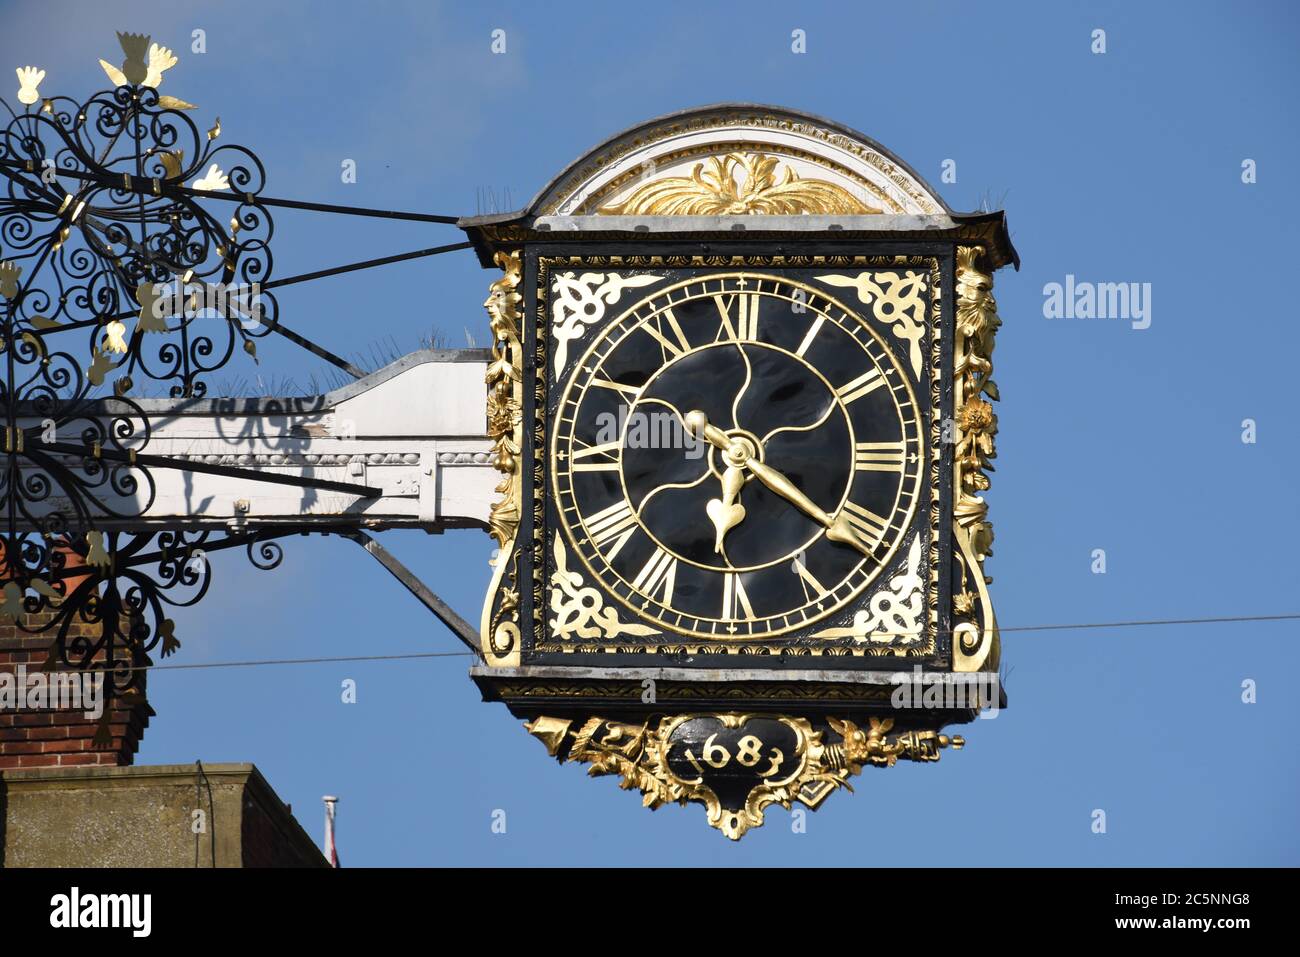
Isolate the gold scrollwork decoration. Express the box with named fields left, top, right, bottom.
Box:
left=550, top=537, right=658, bottom=640
left=526, top=712, right=963, bottom=840
left=599, top=152, right=880, bottom=217
left=816, top=270, right=928, bottom=378
left=810, top=537, right=924, bottom=645
left=952, top=245, right=1001, bottom=672
left=551, top=271, right=660, bottom=375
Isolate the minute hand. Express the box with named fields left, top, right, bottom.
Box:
left=743, top=457, right=873, bottom=557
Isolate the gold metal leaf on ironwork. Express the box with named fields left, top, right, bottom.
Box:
left=0, top=260, right=21, bottom=299
left=15, top=66, right=45, bottom=105
left=190, top=163, right=229, bottom=192
left=156, top=95, right=198, bottom=111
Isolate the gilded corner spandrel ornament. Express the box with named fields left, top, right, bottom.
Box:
left=952, top=245, right=1001, bottom=673
left=549, top=537, right=658, bottom=640
left=525, top=712, right=963, bottom=840
left=816, top=270, right=928, bottom=378
left=599, top=152, right=880, bottom=216
left=481, top=249, right=524, bottom=666
left=810, top=536, right=924, bottom=645
left=550, top=270, right=660, bottom=375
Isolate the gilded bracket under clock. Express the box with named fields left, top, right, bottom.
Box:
left=525, top=712, right=964, bottom=840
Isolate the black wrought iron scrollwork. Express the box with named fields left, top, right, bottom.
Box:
left=4, top=528, right=292, bottom=739
left=1, top=34, right=472, bottom=741
left=0, top=40, right=290, bottom=734
left=1, top=81, right=278, bottom=399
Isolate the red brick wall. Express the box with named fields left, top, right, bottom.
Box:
left=0, top=612, right=152, bottom=769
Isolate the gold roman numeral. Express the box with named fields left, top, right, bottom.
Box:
left=571, top=438, right=621, bottom=472
left=585, top=499, right=638, bottom=560
left=722, top=571, right=756, bottom=621
left=854, top=440, right=906, bottom=473
left=791, top=558, right=829, bottom=603
left=641, top=308, right=691, bottom=360
left=840, top=500, right=889, bottom=543
left=714, top=293, right=761, bottom=342
left=590, top=377, right=643, bottom=401
left=632, top=547, right=677, bottom=604
left=794, top=316, right=825, bottom=357
left=835, top=368, right=885, bottom=404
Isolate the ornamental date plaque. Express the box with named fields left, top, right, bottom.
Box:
left=465, top=104, right=1016, bottom=838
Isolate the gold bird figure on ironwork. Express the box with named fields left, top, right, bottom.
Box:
left=0, top=260, right=21, bottom=299
left=15, top=65, right=45, bottom=105
left=102, top=32, right=152, bottom=86
left=191, top=163, right=228, bottom=192
left=85, top=530, right=112, bottom=570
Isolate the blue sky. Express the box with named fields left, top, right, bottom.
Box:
left=3, top=0, right=1298, bottom=865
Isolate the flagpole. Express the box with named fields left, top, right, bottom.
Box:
left=322, top=795, right=339, bottom=868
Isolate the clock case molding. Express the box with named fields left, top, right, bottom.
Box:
left=460, top=107, right=1015, bottom=826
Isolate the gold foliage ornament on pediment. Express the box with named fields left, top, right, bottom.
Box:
left=599, top=152, right=880, bottom=216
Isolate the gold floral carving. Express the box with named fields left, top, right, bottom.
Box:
left=599, top=152, right=879, bottom=216
left=551, top=271, right=660, bottom=375
left=816, top=270, right=928, bottom=377
left=525, top=712, right=963, bottom=840
left=485, top=249, right=523, bottom=549
left=481, top=249, right=524, bottom=666
left=809, top=537, right=924, bottom=644
left=550, top=537, right=658, bottom=640
left=952, top=245, right=1001, bottom=672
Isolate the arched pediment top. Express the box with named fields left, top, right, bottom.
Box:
left=527, top=104, right=949, bottom=217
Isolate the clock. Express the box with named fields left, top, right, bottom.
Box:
left=550, top=269, right=927, bottom=642
left=468, top=107, right=1013, bottom=838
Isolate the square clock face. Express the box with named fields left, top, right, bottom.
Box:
left=526, top=254, right=951, bottom=668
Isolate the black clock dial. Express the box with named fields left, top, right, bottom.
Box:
left=552, top=272, right=924, bottom=639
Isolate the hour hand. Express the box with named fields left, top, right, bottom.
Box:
left=706, top=463, right=746, bottom=553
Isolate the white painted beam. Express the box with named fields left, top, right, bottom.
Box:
left=18, top=350, right=498, bottom=532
